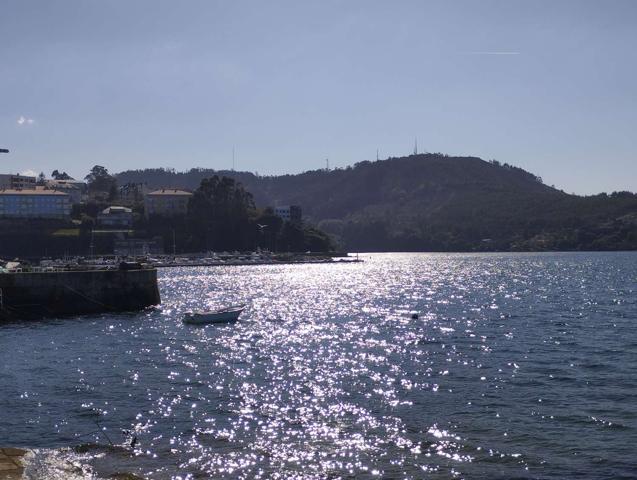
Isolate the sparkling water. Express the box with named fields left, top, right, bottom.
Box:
left=1, top=253, right=636, bottom=479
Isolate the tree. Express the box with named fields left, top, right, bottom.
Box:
left=85, top=165, right=116, bottom=193
left=187, top=176, right=257, bottom=251
left=278, top=221, right=305, bottom=252
left=254, top=207, right=283, bottom=251
left=36, top=172, right=46, bottom=185
left=120, top=182, right=145, bottom=204
left=303, top=226, right=335, bottom=252
left=51, top=170, right=73, bottom=180
left=108, top=183, right=118, bottom=201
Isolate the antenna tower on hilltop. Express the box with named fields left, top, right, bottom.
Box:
left=413, top=137, right=418, bottom=155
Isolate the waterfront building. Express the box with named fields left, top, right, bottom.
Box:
left=274, top=205, right=302, bottom=224
left=0, top=189, right=71, bottom=219
left=97, top=206, right=134, bottom=228
left=0, top=173, right=36, bottom=190
left=144, top=189, right=192, bottom=218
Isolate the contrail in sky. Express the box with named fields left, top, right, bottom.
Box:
left=466, top=51, right=521, bottom=55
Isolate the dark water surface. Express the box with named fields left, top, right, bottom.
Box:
left=1, top=253, right=637, bottom=479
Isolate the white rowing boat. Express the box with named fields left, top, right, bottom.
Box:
left=183, top=305, right=245, bottom=324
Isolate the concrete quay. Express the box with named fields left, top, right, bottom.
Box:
left=0, top=268, right=160, bottom=320
left=0, top=448, right=25, bottom=480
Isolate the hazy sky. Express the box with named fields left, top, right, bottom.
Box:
left=1, top=0, right=636, bottom=194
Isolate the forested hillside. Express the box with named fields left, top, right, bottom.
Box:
left=117, top=154, right=637, bottom=251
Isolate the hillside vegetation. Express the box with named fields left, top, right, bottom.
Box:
left=117, top=154, right=637, bottom=251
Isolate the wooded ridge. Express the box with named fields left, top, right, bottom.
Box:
left=117, top=154, right=637, bottom=251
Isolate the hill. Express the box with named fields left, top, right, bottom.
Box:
left=116, top=154, right=637, bottom=251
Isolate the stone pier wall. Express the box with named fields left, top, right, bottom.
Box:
left=0, top=269, right=160, bottom=319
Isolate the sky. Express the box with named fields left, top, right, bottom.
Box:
left=1, top=0, right=636, bottom=194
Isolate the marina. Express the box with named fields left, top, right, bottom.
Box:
left=2, top=251, right=360, bottom=271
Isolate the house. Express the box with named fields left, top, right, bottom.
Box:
left=144, top=189, right=192, bottom=218
left=97, top=206, right=134, bottom=228
left=0, top=173, right=36, bottom=190
left=0, top=189, right=71, bottom=219
left=274, top=205, right=302, bottom=224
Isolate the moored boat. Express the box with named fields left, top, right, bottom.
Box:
left=183, top=305, right=244, bottom=324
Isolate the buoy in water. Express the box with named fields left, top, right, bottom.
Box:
left=411, top=312, right=419, bottom=319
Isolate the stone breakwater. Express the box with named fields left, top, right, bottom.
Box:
left=0, top=269, right=160, bottom=320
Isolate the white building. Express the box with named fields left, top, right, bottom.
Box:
left=97, top=206, right=134, bottom=227
left=144, top=189, right=192, bottom=218
left=0, top=173, right=36, bottom=190
left=0, top=189, right=71, bottom=219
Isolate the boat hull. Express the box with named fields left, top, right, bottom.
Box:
left=183, top=309, right=242, bottom=324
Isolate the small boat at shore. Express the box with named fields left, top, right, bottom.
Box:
left=183, top=305, right=245, bottom=325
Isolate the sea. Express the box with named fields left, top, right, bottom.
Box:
left=1, top=252, right=636, bottom=479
